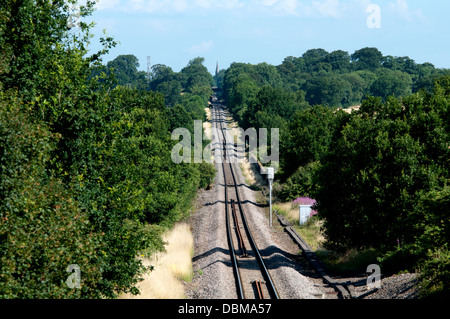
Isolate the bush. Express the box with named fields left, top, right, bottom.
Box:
left=415, top=186, right=450, bottom=298
left=277, top=162, right=320, bottom=201
left=0, top=94, right=104, bottom=298
left=314, top=86, right=449, bottom=252
left=314, top=78, right=449, bottom=298
left=197, top=162, right=216, bottom=189
left=0, top=0, right=216, bottom=298
left=419, top=247, right=450, bottom=299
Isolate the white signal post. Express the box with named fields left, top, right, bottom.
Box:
left=266, top=167, right=274, bottom=228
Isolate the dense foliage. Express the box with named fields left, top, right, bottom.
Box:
left=222, top=49, right=450, bottom=298
left=1, top=0, right=448, bottom=299
left=315, top=86, right=449, bottom=297
left=0, top=0, right=214, bottom=298
left=223, top=47, right=449, bottom=128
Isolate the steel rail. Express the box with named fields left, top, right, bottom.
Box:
left=231, top=199, right=248, bottom=257
left=226, top=143, right=280, bottom=300
left=214, top=105, right=245, bottom=299
left=213, top=103, right=279, bottom=300
left=256, top=280, right=265, bottom=299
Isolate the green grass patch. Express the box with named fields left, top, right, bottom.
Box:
left=293, top=218, right=324, bottom=251
left=316, top=248, right=381, bottom=276
left=275, top=200, right=381, bottom=276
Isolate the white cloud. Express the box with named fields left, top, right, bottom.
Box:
left=311, top=0, right=345, bottom=18
left=262, top=0, right=278, bottom=6
left=96, top=0, right=353, bottom=18
left=256, top=0, right=350, bottom=18
left=388, top=0, right=425, bottom=21
left=220, top=0, right=245, bottom=9
left=195, top=0, right=212, bottom=9
left=172, top=0, right=188, bottom=12
left=96, top=0, right=189, bottom=13
left=258, top=0, right=299, bottom=16
left=187, top=40, right=214, bottom=54
left=96, top=0, right=121, bottom=10
left=277, top=0, right=299, bottom=16
left=143, top=0, right=177, bottom=13
left=389, top=0, right=412, bottom=20
left=128, top=0, right=145, bottom=11
left=144, top=19, right=179, bottom=33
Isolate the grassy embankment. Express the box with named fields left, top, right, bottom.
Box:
left=120, top=222, right=194, bottom=299
left=120, top=107, right=216, bottom=299
left=274, top=202, right=379, bottom=276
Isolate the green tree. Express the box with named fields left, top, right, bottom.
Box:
left=227, top=73, right=259, bottom=119
left=0, top=0, right=111, bottom=102
left=149, top=64, right=183, bottom=105
left=0, top=93, right=104, bottom=298
left=384, top=56, right=418, bottom=75
left=214, top=69, right=225, bottom=88
left=314, top=80, right=449, bottom=254
left=340, top=72, right=366, bottom=106
left=370, top=69, right=412, bottom=100
left=277, top=161, right=320, bottom=201
left=150, top=64, right=176, bottom=86
left=351, top=47, right=383, bottom=71
left=222, top=62, right=254, bottom=105
left=277, top=56, right=307, bottom=91
left=327, top=50, right=351, bottom=72
left=244, top=86, right=306, bottom=129
left=180, top=57, right=214, bottom=94
left=155, top=80, right=182, bottom=106
left=181, top=93, right=208, bottom=121
left=106, top=54, right=141, bottom=87
left=415, top=187, right=450, bottom=298
left=281, top=105, right=347, bottom=177
left=304, top=75, right=349, bottom=107
left=249, top=62, right=282, bottom=88
left=302, top=48, right=329, bottom=73
left=1, top=0, right=215, bottom=299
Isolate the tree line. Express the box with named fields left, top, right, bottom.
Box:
left=221, top=49, right=450, bottom=298
left=223, top=48, right=449, bottom=124
left=0, top=0, right=214, bottom=298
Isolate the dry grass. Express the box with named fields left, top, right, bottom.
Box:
left=275, top=202, right=325, bottom=251
left=204, top=107, right=212, bottom=139
left=240, top=160, right=256, bottom=185
left=274, top=202, right=299, bottom=222
left=340, top=105, right=361, bottom=114
left=240, top=156, right=267, bottom=188
left=120, top=223, right=194, bottom=299
left=205, top=106, right=211, bottom=122
left=294, top=220, right=325, bottom=252
left=275, top=201, right=379, bottom=275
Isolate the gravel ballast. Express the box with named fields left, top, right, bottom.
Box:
left=186, top=155, right=336, bottom=299
left=185, top=105, right=419, bottom=300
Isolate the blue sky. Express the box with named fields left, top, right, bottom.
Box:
left=87, top=0, right=450, bottom=74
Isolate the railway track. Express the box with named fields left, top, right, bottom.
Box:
left=211, top=103, right=279, bottom=300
